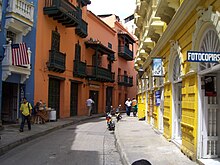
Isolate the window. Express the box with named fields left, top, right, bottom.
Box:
left=6, top=31, right=16, bottom=44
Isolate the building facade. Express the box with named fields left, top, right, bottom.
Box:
left=134, top=0, right=220, bottom=161
left=34, top=1, right=137, bottom=118
left=0, top=0, right=137, bottom=124
left=0, top=0, right=36, bottom=124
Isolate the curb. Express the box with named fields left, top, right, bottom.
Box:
left=114, top=122, right=130, bottom=165
left=0, top=114, right=105, bottom=156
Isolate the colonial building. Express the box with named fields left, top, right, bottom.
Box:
left=34, top=1, right=137, bottom=118
left=0, top=0, right=36, bottom=124
left=134, top=0, right=220, bottom=162
left=0, top=0, right=137, bottom=124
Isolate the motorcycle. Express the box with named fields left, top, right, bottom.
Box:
left=106, top=112, right=115, bottom=131
left=115, top=111, right=122, bottom=122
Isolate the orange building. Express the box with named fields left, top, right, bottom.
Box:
left=34, top=0, right=137, bottom=119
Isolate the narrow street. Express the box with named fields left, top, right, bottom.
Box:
left=0, top=117, right=122, bottom=165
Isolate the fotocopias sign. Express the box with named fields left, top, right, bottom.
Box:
left=187, top=51, right=220, bottom=62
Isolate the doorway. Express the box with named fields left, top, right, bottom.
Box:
left=48, top=78, right=60, bottom=119
left=173, top=82, right=182, bottom=143
left=2, top=82, right=18, bottom=123
left=159, top=88, right=164, bottom=133
left=70, top=82, right=78, bottom=116
left=201, top=74, right=219, bottom=158
left=106, top=87, right=113, bottom=112
left=89, top=90, right=98, bottom=114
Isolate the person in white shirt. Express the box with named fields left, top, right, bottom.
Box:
left=86, top=97, right=94, bottom=116
left=125, top=98, right=132, bottom=116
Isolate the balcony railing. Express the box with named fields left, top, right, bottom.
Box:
left=47, top=50, right=66, bottom=73
left=118, top=75, right=133, bottom=87
left=44, top=0, right=80, bottom=27
left=73, top=60, right=87, bottom=78
left=7, top=0, right=34, bottom=22
left=118, top=46, right=133, bottom=61
left=75, top=19, right=88, bottom=38
left=2, top=41, right=31, bottom=82
left=86, top=65, right=115, bottom=82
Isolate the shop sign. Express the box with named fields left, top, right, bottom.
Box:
left=187, top=51, right=220, bottom=62
left=152, top=58, right=163, bottom=77
left=155, top=90, right=161, bottom=106
left=205, top=76, right=217, bottom=96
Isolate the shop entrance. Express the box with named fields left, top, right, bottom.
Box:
left=89, top=90, right=98, bottom=114
left=106, top=87, right=113, bottom=112
left=48, top=78, right=60, bottom=119
left=173, top=82, right=182, bottom=143
left=201, top=74, right=220, bottom=158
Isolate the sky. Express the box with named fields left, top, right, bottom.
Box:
left=87, top=0, right=136, bottom=20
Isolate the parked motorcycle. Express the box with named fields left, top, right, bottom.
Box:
left=106, top=112, right=115, bottom=131
left=115, top=111, right=122, bottom=122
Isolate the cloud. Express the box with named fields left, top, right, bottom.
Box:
left=87, top=0, right=135, bottom=19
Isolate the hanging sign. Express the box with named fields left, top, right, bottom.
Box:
left=155, top=90, right=161, bottom=106
left=187, top=51, right=220, bottom=62
left=152, top=58, right=163, bottom=77
left=205, top=76, right=217, bottom=96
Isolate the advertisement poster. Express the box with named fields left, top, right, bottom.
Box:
left=155, top=90, right=161, bottom=106
left=152, top=58, right=163, bottom=77
left=205, top=76, right=217, bottom=96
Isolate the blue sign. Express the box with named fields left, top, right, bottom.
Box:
left=155, top=90, right=161, bottom=106
left=187, top=51, right=220, bottom=62
left=152, top=58, right=163, bottom=77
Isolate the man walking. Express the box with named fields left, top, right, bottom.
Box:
left=19, top=97, right=32, bottom=132
left=86, top=97, right=94, bottom=116
left=125, top=98, right=132, bottom=116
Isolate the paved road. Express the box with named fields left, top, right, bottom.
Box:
left=0, top=117, right=122, bottom=165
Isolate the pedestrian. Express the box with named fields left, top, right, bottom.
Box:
left=86, top=97, right=94, bottom=116
left=19, top=97, right=32, bottom=132
left=125, top=98, right=132, bottom=116
left=132, top=97, right=138, bottom=117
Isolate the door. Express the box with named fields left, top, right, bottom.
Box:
left=48, top=78, right=60, bottom=119
left=89, top=90, right=98, bottom=114
left=202, top=76, right=219, bottom=158
left=159, top=88, right=164, bottom=132
left=2, top=82, right=18, bottom=123
left=174, top=83, right=182, bottom=140
left=106, top=87, right=113, bottom=112
left=70, top=82, right=78, bottom=116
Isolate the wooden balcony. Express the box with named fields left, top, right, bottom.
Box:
left=118, top=75, right=133, bottom=87
left=44, top=0, right=80, bottom=27
left=86, top=65, right=115, bottom=82
left=118, top=46, right=133, bottom=61
left=75, top=19, right=88, bottom=38
left=47, top=50, right=66, bottom=73
left=80, top=0, right=91, bottom=7
left=73, top=60, right=87, bottom=78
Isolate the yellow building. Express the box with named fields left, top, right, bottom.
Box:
left=134, top=0, right=220, bottom=162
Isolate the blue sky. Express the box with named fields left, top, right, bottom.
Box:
left=87, top=0, right=136, bottom=20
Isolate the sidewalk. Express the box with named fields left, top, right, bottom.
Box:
left=0, top=114, right=104, bottom=156
left=115, top=116, right=197, bottom=165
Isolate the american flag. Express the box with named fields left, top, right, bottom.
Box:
left=11, top=43, right=29, bottom=66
